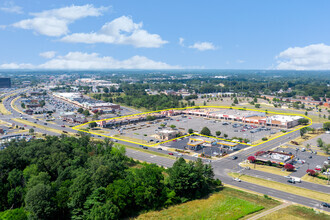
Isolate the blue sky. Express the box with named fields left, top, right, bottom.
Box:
left=1, top=0, right=330, bottom=70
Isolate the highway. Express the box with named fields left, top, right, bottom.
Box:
left=1, top=88, right=329, bottom=211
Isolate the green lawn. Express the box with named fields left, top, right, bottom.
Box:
left=136, top=187, right=280, bottom=220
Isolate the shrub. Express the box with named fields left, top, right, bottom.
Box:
left=254, top=151, right=265, bottom=156
left=247, top=156, right=256, bottom=163
left=261, top=137, right=268, bottom=141
left=306, top=169, right=316, bottom=176
left=284, top=163, right=295, bottom=171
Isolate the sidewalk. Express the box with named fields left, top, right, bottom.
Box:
left=247, top=202, right=291, bottom=220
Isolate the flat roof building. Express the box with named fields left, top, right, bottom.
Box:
left=0, top=78, right=11, bottom=88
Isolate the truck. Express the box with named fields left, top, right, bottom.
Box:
left=290, top=176, right=301, bottom=183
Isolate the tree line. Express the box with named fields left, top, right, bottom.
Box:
left=0, top=135, right=220, bottom=219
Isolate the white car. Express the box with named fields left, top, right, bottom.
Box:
left=234, top=178, right=241, bottom=182
left=316, top=165, right=322, bottom=169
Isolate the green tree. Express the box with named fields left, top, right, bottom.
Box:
left=89, top=122, right=97, bottom=128
left=317, top=138, right=324, bottom=148
left=224, top=134, right=228, bottom=138
left=83, top=110, right=90, bottom=117
left=170, top=125, right=176, bottom=129
left=323, top=122, right=330, bottom=130
left=77, top=108, right=84, bottom=114
left=25, top=184, right=56, bottom=219
left=215, top=131, right=221, bottom=136
left=103, top=87, right=109, bottom=93
left=29, top=128, right=34, bottom=134
left=200, top=127, right=211, bottom=136
left=255, top=104, right=261, bottom=108
left=21, top=103, right=25, bottom=109
left=298, top=118, right=309, bottom=125
left=188, top=128, right=194, bottom=134
left=300, top=127, right=307, bottom=137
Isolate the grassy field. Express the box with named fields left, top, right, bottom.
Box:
left=301, top=174, right=329, bottom=185
left=260, top=205, right=330, bottom=220
left=229, top=173, right=330, bottom=202
left=116, top=143, right=177, bottom=160
left=136, top=187, right=280, bottom=220
left=0, top=102, right=11, bottom=115
left=240, top=162, right=293, bottom=176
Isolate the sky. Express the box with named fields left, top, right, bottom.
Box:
left=1, top=0, right=330, bottom=70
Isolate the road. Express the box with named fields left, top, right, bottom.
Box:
left=1, top=88, right=329, bottom=211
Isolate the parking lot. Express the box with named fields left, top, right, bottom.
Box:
left=105, top=115, right=284, bottom=145
left=274, top=146, right=330, bottom=177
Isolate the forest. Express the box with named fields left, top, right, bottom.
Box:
left=0, top=135, right=219, bottom=219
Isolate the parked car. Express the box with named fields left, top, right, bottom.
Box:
left=143, top=146, right=148, bottom=149
left=157, top=148, right=162, bottom=150
left=232, top=156, right=238, bottom=160
left=177, top=153, right=183, bottom=156
left=168, top=152, right=174, bottom=155
left=61, top=125, right=65, bottom=128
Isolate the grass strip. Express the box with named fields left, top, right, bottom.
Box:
left=137, top=187, right=280, bottom=220
left=229, top=173, right=330, bottom=202
left=259, top=205, right=330, bottom=220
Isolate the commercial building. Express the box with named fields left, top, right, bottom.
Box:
left=161, top=108, right=304, bottom=129
left=0, top=78, right=11, bottom=88
left=155, top=129, right=178, bottom=140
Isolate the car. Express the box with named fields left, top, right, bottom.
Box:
left=234, top=130, right=238, bottom=132
left=232, top=156, right=238, bottom=160
left=284, top=175, right=292, bottom=179
left=324, top=161, right=329, bottom=165
left=321, top=202, right=330, bottom=208
left=290, top=141, right=299, bottom=145
left=234, top=178, right=241, bottom=182
left=315, top=167, right=321, bottom=171
left=316, top=165, right=322, bottom=169
left=143, top=146, right=148, bottom=149
left=177, top=153, right=183, bottom=156
left=172, top=139, right=177, bottom=142
left=139, top=145, right=144, bottom=147
left=168, top=152, right=174, bottom=155
left=328, top=157, right=330, bottom=160
left=309, top=155, right=313, bottom=159
left=61, top=125, right=65, bottom=128
left=287, top=179, right=295, bottom=184
left=44, top=123, right=47, bottom=125
left=157, top=148, right=162, bottom=150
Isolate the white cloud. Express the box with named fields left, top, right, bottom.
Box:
left=179, top=37, right=184, bottom=46
left=12, top=4, right=108, bottom=37
left=276, top=43, right=330, bottom=70
left=39, top=51, right=56, bottom=59
left=60, top=16, right=167, bottom=48
left=189, top=41, right=216, bottom=51
left=0, top=1, right=23, bottom=14
left=0, top=62, right=34, bottom=69
left=236, top=59, right=245, bottom=63
left=0, top=52, right=180, bottom=69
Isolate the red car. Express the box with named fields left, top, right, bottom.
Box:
left=61, top=125, right=65, bottom=128
left=168, top=153, right=174, bottom=155
left=172, top=139, right=177, bottom=142
left=315, top=167, right=321, bottom=171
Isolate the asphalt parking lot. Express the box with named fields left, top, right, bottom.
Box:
left=274, top=146, right=330, bottom=177
left=112, top=115, right=284, bottom=144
